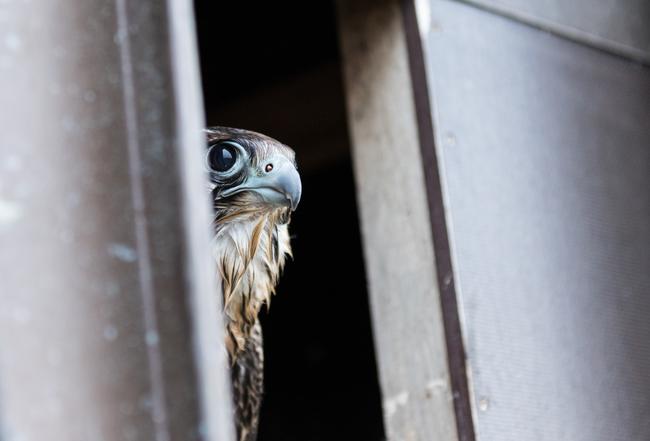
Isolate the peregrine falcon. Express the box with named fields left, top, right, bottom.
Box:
left=205, top=127, right=301, bottom=441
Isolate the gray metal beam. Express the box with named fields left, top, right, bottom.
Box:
left=418, top=1, right=650, bottom=440
left=0, top=1, right=233, bottom=440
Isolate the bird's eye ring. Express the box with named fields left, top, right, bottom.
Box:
left=208, top=141, right=240, bottom=172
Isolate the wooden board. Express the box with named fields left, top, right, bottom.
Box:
left=338, top=1, right=460, bottom=440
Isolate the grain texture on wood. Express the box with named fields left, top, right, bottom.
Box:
left=337, top=1, right=459, bottom=440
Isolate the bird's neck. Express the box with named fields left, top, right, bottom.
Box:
left=212, top=209, right=292, bottom=357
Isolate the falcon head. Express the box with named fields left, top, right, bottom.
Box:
left=206, top=126, right=301, bottom=356
left=206, top=127, right=301, bottom=225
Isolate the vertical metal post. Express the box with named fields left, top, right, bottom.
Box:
left=0, top=1, right=233, bottom=440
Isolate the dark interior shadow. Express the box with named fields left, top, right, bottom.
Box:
left=194, top=2, right=386, bottom=440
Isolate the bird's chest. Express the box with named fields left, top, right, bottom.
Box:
left=212, top=216, right=291, bottom=354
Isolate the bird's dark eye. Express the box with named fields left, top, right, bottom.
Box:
left=208, top=141, right=239, bottom=172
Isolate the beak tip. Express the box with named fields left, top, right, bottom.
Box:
left=284, top=166, right=302, bottom=212
left=290, top=198, right=300, bottom=211
left=289, top=187, right=301, bottom=212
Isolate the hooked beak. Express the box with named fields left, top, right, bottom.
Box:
left=221, top=155, right=302, bottom=211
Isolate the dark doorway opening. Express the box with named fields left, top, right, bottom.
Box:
left=194, top=2, right=386, bottom=440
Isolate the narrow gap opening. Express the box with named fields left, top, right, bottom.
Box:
left=194, top=2, right=386, bottom=440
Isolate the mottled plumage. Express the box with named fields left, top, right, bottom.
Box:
left=206, top=127, right=300, bottom=441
